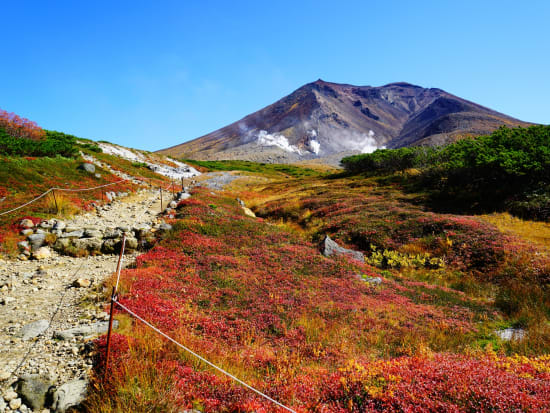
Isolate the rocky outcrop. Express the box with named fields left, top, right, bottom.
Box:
left=322, top=235, right=365, bottom=262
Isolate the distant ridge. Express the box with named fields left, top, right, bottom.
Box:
left=158, top=80, right=531, bottom=163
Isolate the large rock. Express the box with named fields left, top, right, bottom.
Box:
left=27, top=233, right=46, bottom=251
left=51, top=379, right=88, bottom=413
left=16, top=374, right=54, bottom=410
left=33, top=246, right=52, bottom=260
left=83, top=228, right=103, bottom=238
left=322, top=235, right=365, bottom=262
left=78, top=163, right=95, bottom=173
left=53, top=238, right=71, bottom=253
left=55, top=320, right=118, bottom=340
left=60, top=229, right=84, bottom=239
left=17, top=319, right=49, bottom=341
left=73, top=238, right=102, bottom=254
left=124, top=236, right=138, bottom=250
left=101, top=238, right=121, bottom=254
left=53, top=220, right=66, bottom=231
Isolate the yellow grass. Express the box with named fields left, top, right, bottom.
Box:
left=479, top=212, right=550, bottom=250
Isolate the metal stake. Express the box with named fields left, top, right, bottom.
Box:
left=104, top=286, right=116, bottom=382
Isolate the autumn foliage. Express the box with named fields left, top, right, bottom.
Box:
left=87, top=187, right=550, bottom=412
left=0, top=108, right=45, bottom=141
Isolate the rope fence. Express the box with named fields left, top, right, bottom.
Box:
left=113, top=298, right=297, bottom=413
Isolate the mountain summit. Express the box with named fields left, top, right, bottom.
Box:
left=158, top=80, right=530, bottom=163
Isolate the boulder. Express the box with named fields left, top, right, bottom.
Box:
left=322, top=235, right=364, bottom=262
left=33, top=246, right=52, bottom=260
left=60, top=229, right=84, bottom=239
left=53, top=220, right=66, bottom=231
left=104, top=228, right=123, bottom=239
left=17, top=319, right=49, bottom=341
left=73, top=238, right=102, bottom=254
left=51, top=379, right=88, bottom=413
left=362, top=276, right=382, bottom=285
left=20, top=219, right=35, bottom=229
left=78, top=163, right=95, bottom=173
left=16, top=374, right=54, bottom=410
left=21, top=229, right=34, bottom=236
left=53, top=238, right=71, bottom=253
left=27, top=233, right=46, bottom=251
left=101, top=238, right=121, bottom=254
left=124, top=237, right=138, bottom=250
left=83, top=229, right=103, bottom=238
left=55, top=320, right=118, bottom=340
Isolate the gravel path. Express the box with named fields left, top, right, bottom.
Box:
left=0, top=188, right=167, bottom=411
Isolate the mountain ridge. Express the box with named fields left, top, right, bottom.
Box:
left=158, top=80, right=531, bottom=163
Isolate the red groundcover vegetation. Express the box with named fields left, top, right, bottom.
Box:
left=88, top=188, right=550, bottom=412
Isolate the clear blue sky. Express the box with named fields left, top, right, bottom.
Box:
left=1, top=0, right=548, bottom=151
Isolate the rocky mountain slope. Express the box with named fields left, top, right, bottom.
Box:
left=158, top=80, right=530, bottom=163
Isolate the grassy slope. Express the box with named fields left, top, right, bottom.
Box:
left=86, top=168, right=550, bottom=412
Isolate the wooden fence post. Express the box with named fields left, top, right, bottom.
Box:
left=52, top=189, right=59, bottom=214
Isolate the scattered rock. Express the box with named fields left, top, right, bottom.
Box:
left=18, top=240, right=31, bottom=251
left=362, top=276, right=382, bottom=285
left=78, top=163, right=95, bottom=173
left=20, top=219, right=35, bottom=229
left=0, top=397, right=5, bottom=411
left=55, top=320, right=118, bottom=340
left=322, top=235, right=365, bottom=262
left=73, top=278, right=91, bottom=288
left=496, top=328, right=526, bottom=341
left=9, top=397, right=22, bottom=410
left=16, top=374, right=54, bottom=410
left=158, top=223, right=172, bottom=232
left=1, top=296, right=16, bottom=305
left=0, top=369, right=11, bottom=381
left=17, top=319, right=49, bottom=341
left=33, top=246, right=52, bottom=260
left=4, top=389, right=18, bottom=402
left=51, top=379, right=88, bottom=413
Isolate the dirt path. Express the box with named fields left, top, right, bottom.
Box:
left=0, top=188, right=167, bottom=409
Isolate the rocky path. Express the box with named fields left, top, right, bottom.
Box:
left=0, top=188, right=168, bottom=412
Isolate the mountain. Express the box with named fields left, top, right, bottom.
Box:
left=158, top=80, right=531, bottom=163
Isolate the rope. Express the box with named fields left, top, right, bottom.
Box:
left=114, top=299, right=297, bottom=413
left=0, top=179, right=133, bottom=217
left=53, top=178, right=131, bottom=192
left=0, top=189, right=53, bottom=217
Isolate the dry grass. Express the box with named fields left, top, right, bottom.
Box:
left=479, top=212, right=550, bottom=251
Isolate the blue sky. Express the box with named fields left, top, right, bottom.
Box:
left=1, top=1, right=548, bottom=151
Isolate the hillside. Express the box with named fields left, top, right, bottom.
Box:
left=158, top=80, right=530, bottom=163
left=2, top=110, right=549, bottom=412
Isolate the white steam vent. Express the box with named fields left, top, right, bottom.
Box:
left=307, top=129, right=321, bottom=154
left=256, top=130, right=302, bottom=154
left=346, top=130, right=380, bottom=153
